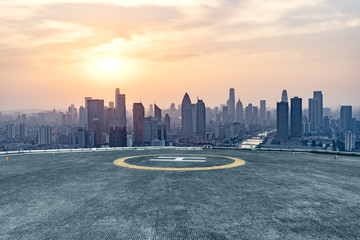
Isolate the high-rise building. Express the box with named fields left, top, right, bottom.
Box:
left=309, top=91, right=323, bottom=130
left=277, top=92, right=289, bottom=140
left=281, top=90, right=288, bottom=103
left=340, top=106, right=352, bottom=131
left=227, top=88, right=235, bottom=123
left=79, top=106, right=86, bottom=126
left=344, top=131, right=355, bottom=151
left=133, top=103, right=145, bottom=145
left=143, top=117, right=158, bottom=144
left=38, top=125, right=52, bottom=145
left=260, top=100, right=266, bottom=122
left=149, top=104, right=154, bottom=116
left=252, top=107, right=259, bottom=123
left=196, top=99, right=206, bottom=137
left=222, top=106, right=229, bottom=124
left=72, top=127, right=86, bottom=148
left=236, top=99, right=243, bottom=123
left=245, top=104, right=253, bottom=123
left=164, top=114, right=170, bottom=134
left=20, top=123, right=27, bottom=139
left=291, top=97, right=302, bottom=138
left=115, top=88, right=126, bottom=128
left=85, top=97, right=92, bottom=128
left=6, top=124, right=15, bottom=139
left=181, top=93, right=192, bottom=138
left=109, top=127, right=127, bottom=147
left=154, top=104, right=162, bottom=121
left=87, top=99, right=104, bottom=146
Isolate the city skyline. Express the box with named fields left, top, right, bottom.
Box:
left=0, top=0, right=359, bottom=110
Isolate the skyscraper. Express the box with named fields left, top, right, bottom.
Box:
left=154, top=104, right=162, bottom=121
left=87, top=99, right=104, bottom=146
left=309, top=91, right=323, bottom=130
left=79, top=106, right=86, bottom=126
left=115, top=88, right=126, bottom=128
left=38, top=125, right=52, bottom=144
left=133, top=103, right=145, bottom=145
left=6, top=124, right=15, bottom=139
left=20, top=123, right=27, bottom=139
left=164, top=114, right=170, bottom=133
left=252, top=106, right=258, bottom=123
left=291, top=97, right=302, bottom=138
left=181, top=93, right=192, bottom=138
left=222, top=106, right=229, bottom=124
left=143, top=117, right=158, bottom=144
left=227, top=88, right=235, bottom=123
left=340, top=106, right=352, bottom=131
left=236, top=99, right=243, bottom=123
left=277, top=91, right=289, bottom=141
left=245, top=104, right=253, bottom=123
left=196, top=99, right=206, bottom=137
left=281, top=90, right=288, bottom=103
left=345, top=131, right=355, bottom=151
left=260, top=100, right=266, bottom=122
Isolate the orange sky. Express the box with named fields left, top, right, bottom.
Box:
left=0, top=0, right=359, bottom=111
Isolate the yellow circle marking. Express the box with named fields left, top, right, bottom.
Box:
left=113, top=154, right=246, bottom=171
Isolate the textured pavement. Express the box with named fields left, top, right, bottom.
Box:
left=1, top=149, right=360, bottom=239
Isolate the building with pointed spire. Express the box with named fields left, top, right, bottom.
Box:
left=236, top=99, right=243, bottom=123
left=181, top=93, right=192, bottom=138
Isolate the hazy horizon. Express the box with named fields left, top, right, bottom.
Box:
left=1, top=0, right=359, bottom=111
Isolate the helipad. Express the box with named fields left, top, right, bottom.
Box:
left=1, top=149, right=359, bottom=239
left=113, top=154, right=246, bottom=171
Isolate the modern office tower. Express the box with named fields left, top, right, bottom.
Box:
left=291, top=97, right=302, bottom=138
left=157, top=123, right=166, bottom=142
left=85, top=97, right=92, bottom=128
left=323, top=108, right=331, bottom=118
left=277, top=93, right=289, bottom=140
left=181, top=92, right=192, bottom=137
left=19, top=123, right=27, bottom=139
left=245, top=104, right=253, bottom=123
left=72, top=127, right=86, bottom=148
left=191, top=104, right=197, bottom=135
left=109, top=101, right=114, bottom=109
left=154, top=104, right=162, bottom=121
left=68, top=104, right=78, bottom=125
left=115, top=88, right=126, bottom=128
left=62, top=124, right=72, bottom=135
left=309, top=91, right=323, bottom=130
left=133, top=103, right=145, bottom=145
left=323, top=116, right=330, bottom=134
left=79, top=106, right=86, bottom=126
left=260, top=100, right=266, bottom=122
left=227, top=88, right=235, bottom=122
left=196, top=99, right=206, bottom=137
left=6, top=124, right=15, bottom=139
left=149, top=104, right=154, bottom=116
left=340, top=106, right=352, bottom=131
left=143, top=117, right=158, bottom=144
left=344, top=131, right=355, bottom=151
left=267, top=111, right=271, bottom=123
left=281, top=90, right=288, bottom=103
left=38, top=125, right=52, bottom=144
left=222, top=106, right=229, bottom=124
left=170, top=103, right=176, bottom=112
left=87, top=99, right=104, bottom=146
left=252, top=107, right=259, bottom=122
left=164, top=114, right=171, bottom=133
left=109, top=127, right=127, bottom=147
left=236, top=99, right=243, bottom=123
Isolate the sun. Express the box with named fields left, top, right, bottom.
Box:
left=97, top=57, right=122, bottom=74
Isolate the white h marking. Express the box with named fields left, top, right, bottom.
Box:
left=150, top=156, right=206, bottom=162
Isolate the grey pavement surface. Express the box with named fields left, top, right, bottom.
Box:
left=1, top=149, right=360, bottom=240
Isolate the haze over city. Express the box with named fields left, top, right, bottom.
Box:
left=0, top=0, right=359, bottom=111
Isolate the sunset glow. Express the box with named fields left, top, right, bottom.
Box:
left=97, top=58, right=122, bottom=74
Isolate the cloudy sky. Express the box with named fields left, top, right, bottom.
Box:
left=0, top=0, right=359, bottom=111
